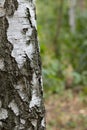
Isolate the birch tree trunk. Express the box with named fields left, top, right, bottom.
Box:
left=0, top=0, right=45, bottom=130
left=69, top=0, right=76, bottom=33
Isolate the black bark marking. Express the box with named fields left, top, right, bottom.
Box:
left=22, top=28, right=28, bottom=34
left=4, top=0, right=18, bottom=16
left=26, top=7, right=33, bottom=27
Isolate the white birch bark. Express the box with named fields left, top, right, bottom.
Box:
left=0, top=0, right=45, bottom=129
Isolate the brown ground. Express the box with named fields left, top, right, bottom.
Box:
left=45, top=90, right=87, bottom=130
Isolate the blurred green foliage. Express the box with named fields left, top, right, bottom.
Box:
left=36, top=0, right=87, bottom=94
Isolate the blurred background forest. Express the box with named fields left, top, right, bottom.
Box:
left=37, top=0, right=87, bottom=130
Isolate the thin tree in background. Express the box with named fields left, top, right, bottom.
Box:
left=53, top=0, right=64, bottom=78
left=69, top=0, right=76, bottom=32
left=54, top=0, right=64, bottom=58
left=78, top=0, right=86, bottom=11
left=0, top=0, right=45, bottom=129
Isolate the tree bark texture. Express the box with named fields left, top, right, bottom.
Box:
left=0, top=0, right=45, bottom=130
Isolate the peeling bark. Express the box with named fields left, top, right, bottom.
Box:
left=0, top=0, right=45, bottom=130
